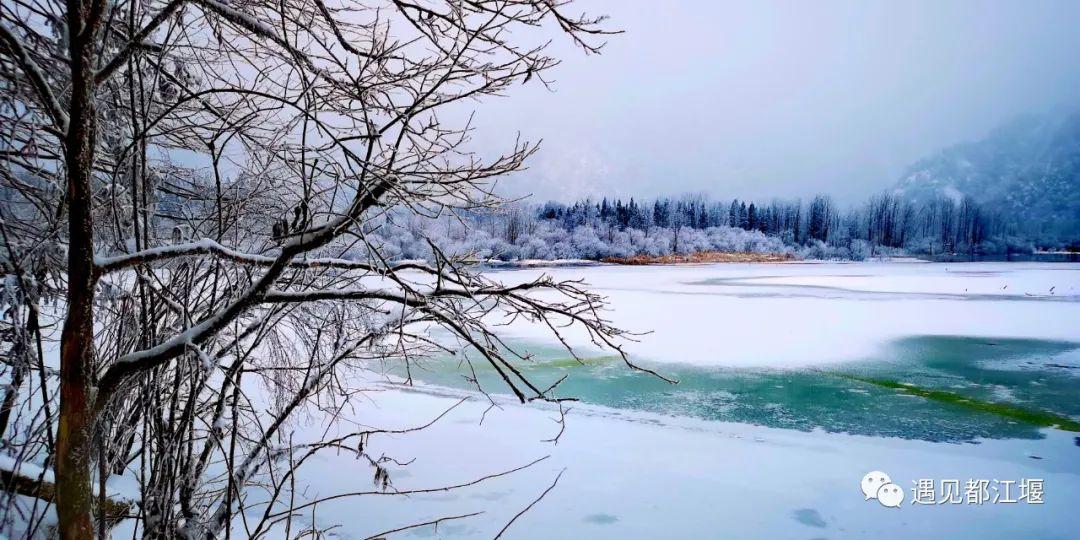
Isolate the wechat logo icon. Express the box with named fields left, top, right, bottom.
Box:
left=862, top=471, right=904, bottom=508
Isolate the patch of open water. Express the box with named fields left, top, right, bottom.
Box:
left=387, top=335, right=1080, bottom=442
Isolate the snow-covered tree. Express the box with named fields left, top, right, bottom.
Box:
left=0, top=1, right=661, bottom=537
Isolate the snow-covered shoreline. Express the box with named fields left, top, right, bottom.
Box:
left=268, top=381, right=1080, bottom=539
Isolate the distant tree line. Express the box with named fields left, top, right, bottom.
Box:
left=534, top=192, right=1000, bottom=250
left=371, top=191, right=1038, bottom=262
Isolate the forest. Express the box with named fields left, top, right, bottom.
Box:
left=366, top=191, right=1044, bottom=263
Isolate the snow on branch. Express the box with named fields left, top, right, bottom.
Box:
left=95, top=238, right=399, bottom=274
left=0, top=23, right=69, bottom=132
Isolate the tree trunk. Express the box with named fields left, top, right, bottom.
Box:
left=57, top=1, right=100, bottom=537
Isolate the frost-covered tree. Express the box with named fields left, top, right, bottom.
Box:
left=0, top=1, right=665, bottom=537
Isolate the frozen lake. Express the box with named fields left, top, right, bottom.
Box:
left=279, top=262, right=1080, bottom=539
left=489, top=261, right=1080, bottom=368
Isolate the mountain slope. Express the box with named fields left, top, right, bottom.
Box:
left=895, top=113, right=1080, bottom=243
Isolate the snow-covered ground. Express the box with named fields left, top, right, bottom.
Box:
left=281, top=387, right=1079, bottom=540
left=270, top=262, right=1080, bottom=539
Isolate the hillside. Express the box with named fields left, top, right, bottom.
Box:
left=896, top=113, right=1080, bottom=244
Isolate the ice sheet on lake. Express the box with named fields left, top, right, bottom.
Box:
left=488, top=262, right=1080, bottom=368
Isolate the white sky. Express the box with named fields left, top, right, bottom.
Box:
left=465, top=0, right=1080, bottom=204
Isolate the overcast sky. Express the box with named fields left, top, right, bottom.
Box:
left=467, top=0, right=1080, bottom=204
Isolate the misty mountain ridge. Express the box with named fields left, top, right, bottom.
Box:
left=896, top=113, right=1080, bottom=243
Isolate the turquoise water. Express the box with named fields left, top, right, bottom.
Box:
left=387, top=336, right=1080, bottom=442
